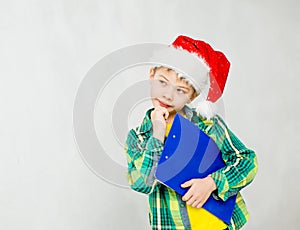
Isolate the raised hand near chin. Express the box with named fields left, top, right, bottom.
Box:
left=151, top=106, right=169, bottom=143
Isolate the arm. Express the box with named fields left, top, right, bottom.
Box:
left=210, top=116, right=258, bottom=201
left=125, top=107, right=169, bottom=194
left=125, top=128, right=163, bottom=194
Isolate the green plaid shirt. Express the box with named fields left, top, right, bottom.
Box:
left=125, top=106, right=258, bottom=230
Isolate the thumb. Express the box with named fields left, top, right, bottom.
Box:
left=163, top=109, right=169, bottom=120
left=181, top=179, right=193, bottom=188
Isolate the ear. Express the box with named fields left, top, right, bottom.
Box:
left=149, top=67, right=155, bottom=80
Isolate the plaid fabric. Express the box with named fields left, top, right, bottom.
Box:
left=125, top=106, right=258, bottom=230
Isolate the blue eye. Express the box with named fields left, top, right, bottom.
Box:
left=159, top=80, right=167, bottom=86
left=177, top=88, right=186, bottom=94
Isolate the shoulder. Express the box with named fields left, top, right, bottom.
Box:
left=132, top=107, right=154, bottom=135
left=212, top=114, right=230, bottom=130
left=189, top=106, right=228, bottom=131
left=190, top=112, right=233, bottom=146
left=186, top=105, right=227, bottom=126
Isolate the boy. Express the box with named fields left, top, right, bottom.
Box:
left=125, top=35, right=258, bottom=230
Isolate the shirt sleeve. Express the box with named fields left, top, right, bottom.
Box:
left=210, top=116, right=258, bottom=201
left=125, top=128, right=163, bottom=194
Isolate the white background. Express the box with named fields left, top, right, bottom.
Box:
left=1, top=0, right=299, bottom=229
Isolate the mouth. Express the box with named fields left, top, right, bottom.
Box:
left=158, top=100, right=171, bottom=108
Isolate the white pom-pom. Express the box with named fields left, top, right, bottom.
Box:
left=195, top=100, right=216, bottom=120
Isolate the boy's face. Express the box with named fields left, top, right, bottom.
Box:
left=149, top=67, right=198, bottom=116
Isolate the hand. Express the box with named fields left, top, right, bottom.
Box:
left=181, top=176, right=217, bottom=208
left=151, top=107, right=169, bottom=142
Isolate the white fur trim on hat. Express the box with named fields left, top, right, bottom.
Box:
left=195, top=100, right=217, bottom=120
left=149, top=44, right=210, bottom=92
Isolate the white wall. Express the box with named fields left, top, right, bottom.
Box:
left=0, top=0, right=299, bottom=229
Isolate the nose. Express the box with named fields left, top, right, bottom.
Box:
left=163, top=84, right=174, bottom=101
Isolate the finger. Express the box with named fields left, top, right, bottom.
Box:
left=196, top=202, right=204, bottom=209
left=155, top=105, right=167, bottom=111
left=182, top=192, right=192, bottom=201
left=151, top=109, right=166, bottom=121
left=163, top=109, right=169, bottom=120
left=192, top=200, right=201, bottom=208
left=155, top=107, right=169, bottom=119
left=186, top=196, right=197, bottom=206
left=181, top=179, right=193, bottom=188
left=182, top=190, right=193, bottom=202
left=196, top=192, right=211, bottom=208
left=198, top=193, right=210, bottom=207
left=153, top=107, right=169, bottom=119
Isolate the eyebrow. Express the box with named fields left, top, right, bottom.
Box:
left=157, top=74, right=191, bottom=91
left=177, top=85, right=191, bottom=90
left=157, top=74, right=169, bottom=82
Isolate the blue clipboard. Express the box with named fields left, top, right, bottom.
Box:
left=155, top=113, right=237, bottom=225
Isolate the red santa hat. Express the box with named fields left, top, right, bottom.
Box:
left=171, top=35, right=230, bottom=119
